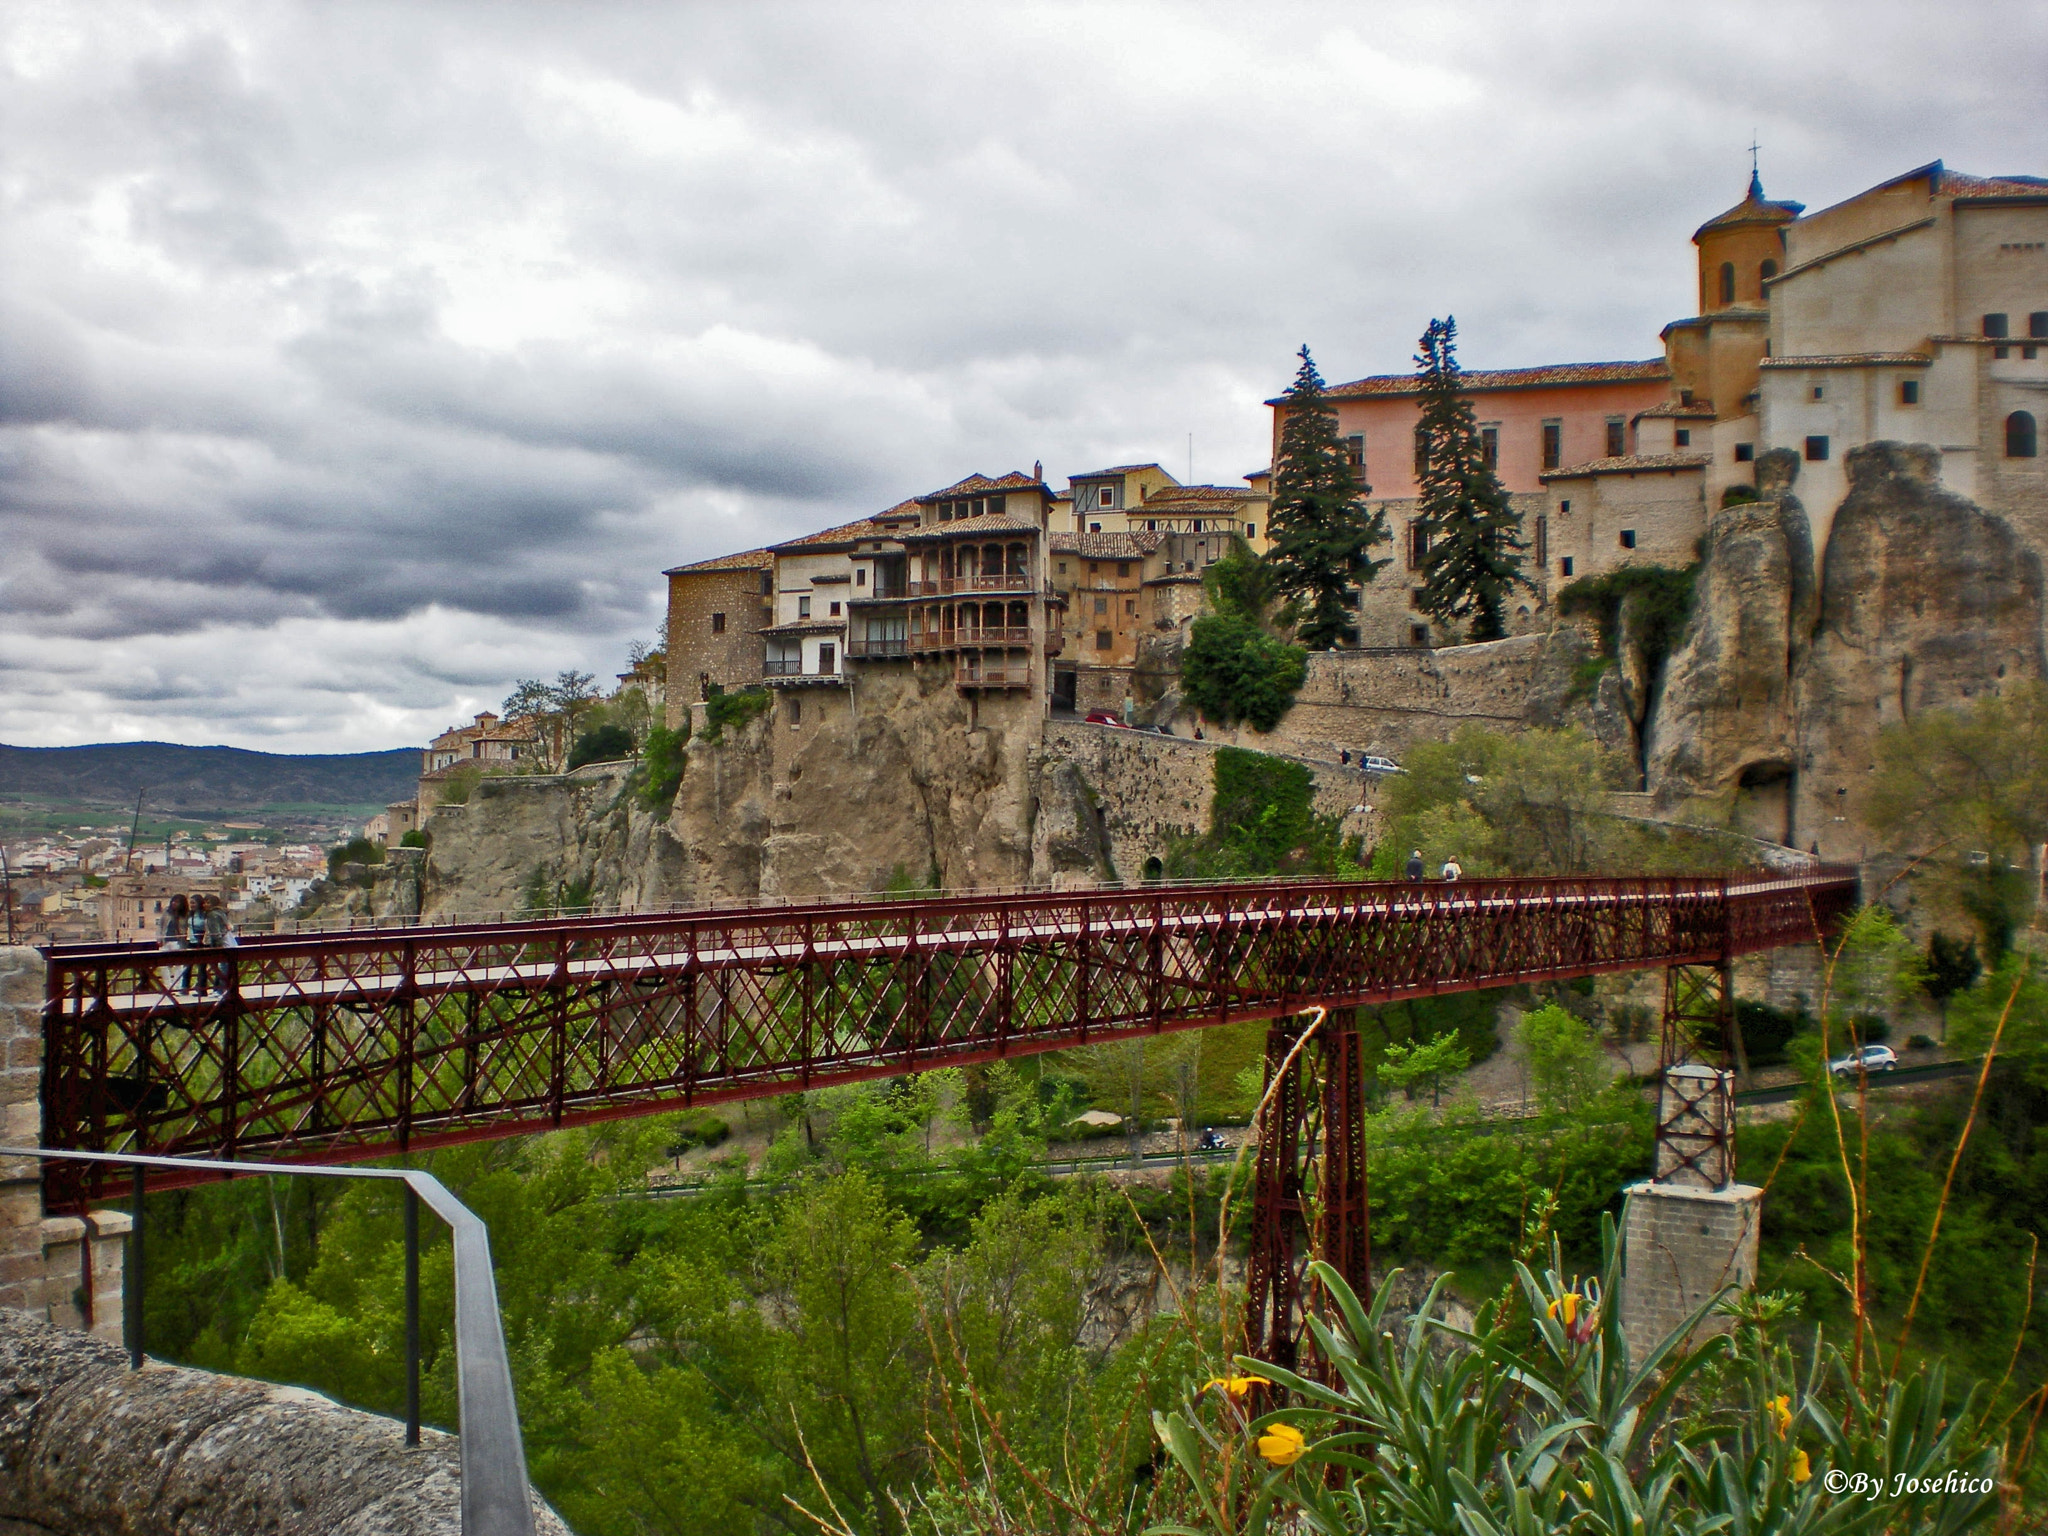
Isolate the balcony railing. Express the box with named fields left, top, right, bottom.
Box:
left=902, top=575, right=1036, bottom=597
left=845, top=637, right=909, bottom=658
left=956, top=661, right=1035, bottom=689
left=762, top=656, right=803, bottom=675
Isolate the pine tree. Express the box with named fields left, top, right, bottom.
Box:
left=1412, top=317, right=1530, bottom=641
left=1267, top=346, right=1390, bottom=649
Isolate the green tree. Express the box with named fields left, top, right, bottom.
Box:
left=1201, top=537, right=1281, bottom=625
left=1412, top=316, right=1530, bottom=640
left=1516, top=1003, right=1605, bottom=1110
left=1377, top=1029, right=1471, bottom=1106
left=1178, top=615, right=1307, bottom=732
left=1923, top=930, right=1982, bottom=1039
left=1266, top=346, right=1390, bottom=649
left=636, top=723, right=688, bottom=812
left=567, top=722, right=635, bottom=770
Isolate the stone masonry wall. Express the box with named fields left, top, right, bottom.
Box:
left=1619, top=1180, right=1762, bottom=1361
left=0, top=951, right=42, bottom=1320
left=0, top=1308, right=568, bottom=1536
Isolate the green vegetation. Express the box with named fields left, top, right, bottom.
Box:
left=398, top=828, right=427, bottom=849
left=1556, top=562, right=1699, bottom=697
left=634, top=723, right=688, bottom=813
left=566, top=722, right=635, bottom=770
left=1721, top=481, right=1762, bottom=505
left=1411, top=316, right=1530, bottom=641
left=699, top=685, right=772, bottom=743
left=1164, top=747, right=1358, bottom=880
left=1266, top=346, right=1391, bottom=649
left=325, top=835, right=384, bottom=875
left=1179, top=617, right=1307, bottom=733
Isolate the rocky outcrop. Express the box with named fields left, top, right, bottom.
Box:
left=0, top=1308, right=567, bottom=1535
left=1792, top=442, right=2046, bottom=854
left=1646, top=449, right=1814, bottom=826
left=1647, top=441, right=2045, bottom=854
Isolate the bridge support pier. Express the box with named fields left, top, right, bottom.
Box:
left=1244, top=1009, right=1371, bottom=1377
left=1, top=946, right=129, bottom=1346
left=1619, top=960, right=1761, bottom=1361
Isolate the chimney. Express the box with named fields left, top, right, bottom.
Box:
left=1033, top=460, right=1042, bottom=483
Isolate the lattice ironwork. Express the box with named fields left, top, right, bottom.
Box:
left=39, top=869, right=1858, bottom=1208
left=1655, top=960, right=1739, bottom=1189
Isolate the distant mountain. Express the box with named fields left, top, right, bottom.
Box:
left=0, top=741, right=420, bottom=814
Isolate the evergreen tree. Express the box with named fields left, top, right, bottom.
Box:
left=1412, top=317, right=1530, bottom=640
left=1267, top=346, right=1390, bottom=649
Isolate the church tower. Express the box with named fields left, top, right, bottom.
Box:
left=1693, top=168, right=1804, bottom=313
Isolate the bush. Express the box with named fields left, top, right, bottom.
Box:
left=1165, top=747, right=1359, bottom=879
left=1179, top=614, right=1307, bottom=732
left=325, top=836, right=383, bottom=876
left=700, top=686, right=771, bottom=743
left=1734, top=997, right=1813, bottom=1065
left=635, top=724, right=688, bottom=813
left=1555, top=563, right=1697, bottom=682
left=567, top=722, right=635, bottom=770
left=1720, top=482, right=1761, bottom=506
left=398, top=829, right=428, bottom=849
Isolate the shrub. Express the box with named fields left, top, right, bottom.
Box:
left=1179, top=615, right=1307, bottom=732
left=635, top=724, right=687, bottom=813
left=1555, top=563, right=1697, bottom=682
left=700, top=686, right=771, bottom=743
left=398, top=829, right=427, bottom=849
left=1721, top=482, right=1761, bottom=505
left=325, top=836, right=383, bottom=877
left=566, top=723, right=635, bottom=770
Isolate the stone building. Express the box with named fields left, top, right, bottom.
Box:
left=662, top=547, right=774, bottom=727
left=417, top=711, right=539, bottom=815
left=1051, top=464, right=1272, bottom=554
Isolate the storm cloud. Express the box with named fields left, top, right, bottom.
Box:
left=3, top=1, right=2043, bottom=749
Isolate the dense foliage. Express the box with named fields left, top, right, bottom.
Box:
left=700, top=685, right=773, bottom=743
left=1180, top=616, right=1308, bottom=733
left=1555, top=563, right=1699, bottom=696
left=1266, top=346, right=1390, bottom=649
left=1165, top=747, right=1358, bottom=879
left=635, top=723, right=688, bottom=812
left=566, top=722, right=636, bottom=770
left=1411, top=317, right=1529, bottom=641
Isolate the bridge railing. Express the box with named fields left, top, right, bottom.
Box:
left=37, top=869, right=1858, bottom=1199
left=4, top=1145, right=535, bottom=1536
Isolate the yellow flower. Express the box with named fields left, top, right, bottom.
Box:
left=1547, top=1292, right=1582, bottom=1326
left=1768, top=1395, right=1793, bottom=1438
left=1578, top=1480, right=1594, bottom=1499
left=1203, top=1374, right=1272, bottom=1400
left=1790, top=1449, right=1811, bottom=1484
left=1257, top=1422, right=1307, bottom=1466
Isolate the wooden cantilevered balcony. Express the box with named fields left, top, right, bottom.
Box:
left=955, top=653, right=1035, bottom=689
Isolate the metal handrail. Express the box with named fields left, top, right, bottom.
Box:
left=5, top=1146, right=533, bottom=1536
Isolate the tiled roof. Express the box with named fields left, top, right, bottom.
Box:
left=872, top=498, right=923, bottom=522
left=1141, top=483, right=1265, bottom=505
left=770, top=516, right=895, bottom=553
left=1051, top=532, right=1165, bottom=559
left=1759, top=352, right=1931, bottom=368
left=917, top=471, right=1048, bottom=502
left=663, top=547, right=773, bottom=576
left=1297, top=359, right=1669, bottom=405
left=1936, top=169, right=2048, bottom=199
left=1633, top=402, right=1716, bottom=418
left=1542, top=453, right=1710, bottom=480
left=900, top=515, right=1046, bottom=540
left=1694, top=174, right=1805, bottom=235
left=1068, top=463, right=1169, bottom=481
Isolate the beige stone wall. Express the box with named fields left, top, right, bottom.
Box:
left=1350, top=493, right=1550, bottom=647
left=40, top=1210, right=128, bottom=1345
left=1545, top=467, right=1706, bottom=583
left=665, top=566, right=772, bottom=728
left=0, top=949, right=42, bottom=1318
left=1619, top=1180, right=1762, bottom=1361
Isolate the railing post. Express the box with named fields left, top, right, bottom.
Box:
left=126, top=1162, right=143, bottom=1370
left=404, top=1181, right=420, bottom=1447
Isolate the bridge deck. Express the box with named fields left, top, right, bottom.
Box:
left=39, top=870, right=1857, bottom=1202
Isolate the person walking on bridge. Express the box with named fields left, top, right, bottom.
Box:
left=1442, top=856, right=1463, bottom=882
left=1404, top=849, right=1424, bottom=882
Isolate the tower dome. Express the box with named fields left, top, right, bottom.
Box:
left=1693, top=172, right=1803, bottom=313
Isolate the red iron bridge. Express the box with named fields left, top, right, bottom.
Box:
left=39, top=869, right=1858, bottom=1208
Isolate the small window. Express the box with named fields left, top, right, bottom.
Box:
left=1056, top=561, right=1067, bottom=574
left=1245, top=523, right=1257, bottom=539
left=1534, top=515, right=1547, bottom=567
left=818, top=643, right=835, bottom=672
left=788, top=697, right=802, bottom=726
left=2009, top=411, right=2039, bottom=458
left=1541, top=420, right=1562, bottom=470
left=1125, top=598, right=1136, bottom=615
left=1995, top=345, right=2011, bottom=360
left=1605, top=418, right=1625, bottom=457
left=1811, top=385, right=1824, bottom=400
left=1094, top=630, right=1112, bottom=651
left=1899, top=379, right=1920, bottom=405
left=1559, top=499, right=1571, bottom=513
left=1480, top=425, right=1499, bottom=468
left=856, top=568, right=866, bottom=586
left=1089, top=522, right=1101, bottom=533
left=797, top=595, right=811, bottom=619
left=1094, top=596, right=1108, bottom=614
left=1679, top=389, right=1694, bottom=406
left=1409, top=586, right=1427, bottom=609
left=1340, top=589, right=1359, bottom=609
left=1619, top=529, right=1637, bottom=550
left=1760, top=258, right=1778, bottom=282
left=1409, top=521, right=1430, bottom=567
left=1413, top=424, right=1430, bottom=478
left=1100, top=486, right=1117, bottom=508
left=1719, top=261, right=1735, bottom=304
left=1675, top=429, right=1691, bottom=447
left=1734, top=443, right=1755, bottom=462
left=1805, top=435, right=1830, bottom=461
left=1088, top=562, right=1099, bottom=574
left=1984, top=313, right=2010, bottom=339
left=1117, top=562, right=1130, bottom=578
left=711, top=612, right=726, bottom=634
left=1410, top=623, right=1430, bottom=646
left=1146, top=519, right=1156, bottom=531
left=1560, top=557, right=1574, bottom=577
left=1345, top=434, right=1366, bottom=482
left=2032, top=312, right=2048, bottom=339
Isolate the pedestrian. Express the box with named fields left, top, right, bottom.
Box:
left=1442, top=855, right=1463, bottom=882
left=1404, top=848, right=1424, bottom=882
left=1340, top=748, right=1350, bottom=766
left=203, top=893, right=230, bottom=992
left=186, top=895, right=209, bottom=993
left=159, top=893, right=188, bottom=991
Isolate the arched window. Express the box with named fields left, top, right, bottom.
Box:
left=1719, top=261, right=1735, bottom=304
left=1413, top=423, right=1429, bottom=478
left=2009, top=411, right=2039, bottom=459
left=1760, top=258, right=1778, bottom=282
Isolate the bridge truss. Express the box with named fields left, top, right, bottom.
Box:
left=41, top=870, right=1856, bottom=1214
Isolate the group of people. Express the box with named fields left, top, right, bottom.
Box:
left=1403, top=849, right=1462, bottom=883
left=158, top=892, right=235, bottom=993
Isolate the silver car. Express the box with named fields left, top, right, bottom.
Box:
left=1828, top=1044, right=1898, bottom=1076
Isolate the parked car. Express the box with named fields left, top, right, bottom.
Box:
left=1359, top=755, right=1403, bottom=776
left=1829, top=1043, right=1898, bottom=1076
left=1084, top=710, right=1126, bottom=728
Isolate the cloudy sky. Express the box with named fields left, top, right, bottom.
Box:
left=3, top=2, right=2043, bottom=753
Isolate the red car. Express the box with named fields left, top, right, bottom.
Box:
left=1084, top=710, right=1126, bottom=728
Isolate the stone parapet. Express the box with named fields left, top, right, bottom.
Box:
left=39, top=1210, right=129, bottom=1344
left=0, top=1306, right=568, bottom=1535
left=1619, top=1179, right=1762, bottom=1361
left=0, top=948, right=42, bottom=1319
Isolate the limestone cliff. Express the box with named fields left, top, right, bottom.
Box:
left=1647, top=441, right=2045, bottom=854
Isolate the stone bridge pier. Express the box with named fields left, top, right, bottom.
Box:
left=1, top=946, right=129, bottom=1345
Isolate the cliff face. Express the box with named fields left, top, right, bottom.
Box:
left=1647, top=441, right=2045, bottom=854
